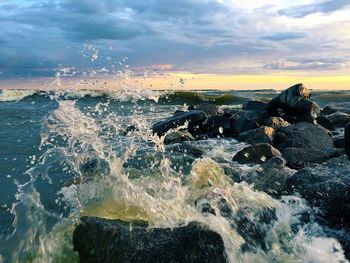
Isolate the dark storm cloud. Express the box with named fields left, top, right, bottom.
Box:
left=280, top=0, right=350, bottom=18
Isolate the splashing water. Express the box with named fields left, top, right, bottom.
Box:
left=0, top=88, right=348, bottom=263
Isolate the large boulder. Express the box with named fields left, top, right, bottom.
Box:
left=73, top=217, right=227, bottom=263
left=287, top=155, right=350, bottom=229
left=277, top=122, right=334, bottom=156
left=243, top=101, right=270, bottom=111
left=152, top=110, right=207, bottom=136
left=203, top=115, right=234, bottom=138
left=323, top=102, right=350, bottom=115
left=232, top=143, right=281, bottom=165
left=231, top=115, right=259, bottom=135
left=264, top=117, right=289, bottom=130
left=237, top=126, right=274, bottom=145
left=270, top=83, right=320, bottom=122
left=196, top=103, right=221, bottom=117
left=345, top=123, right=350, bottom=160
left=281, top=147, right=329, bottom=169
left=326, top=112, right=350, bottom=129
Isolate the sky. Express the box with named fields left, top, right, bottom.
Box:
left=0, top=0, right=350, bottom=89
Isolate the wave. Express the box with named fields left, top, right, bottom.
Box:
left=0, top=89, right=39, bottom=102
left=159, top=91, right=249, bottom=105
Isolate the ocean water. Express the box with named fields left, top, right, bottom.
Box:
left=0, top=88, right=349, bottom=262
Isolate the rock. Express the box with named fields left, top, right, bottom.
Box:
left=323, top=102, right=350, bottom=115
left=243, top=101, right=270, bottom=111
left=333, top=135, right=345, bottom=148
left=164, top=130, right=195, bottom=144
left=271, top=83, right=310, bottom=111
left=278, top=122, right=334, bottom=156
left=196, top=103, right=221, bottom=117
left=247, top=157, right=294, bottom=196
left=73, top=217, right=227, bottom=263
left=231, top=115, right=259, bottom=135
left=237, top=126, right=275, bottom=145
left=270, top=84, right=320, bottom=122
left=232, top=143, right=281, bottom=165
left=287, top=155, right=350, bottom=229
left=167, top=143, right=204, bottom=158
left=243, top=110, right=270, bottom=124
left=345, top=123, right=350, bottom=160
left=317, top=116, right=333, bottom=130
left=152, top=110, right=207, bottom=136
left=326, top=112, right=350, bottom=129
left=203, top=115, right=234, bottom=138
left=281, top=147, right=329, bottom=169
left=264, top=117, right=289, bottom=130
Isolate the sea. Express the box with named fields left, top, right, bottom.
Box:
left=0, top=88, right=350, bottom=262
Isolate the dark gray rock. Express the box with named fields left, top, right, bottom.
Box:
left=346, top=123, right=350, bottom=160
left=264, top=117, right=289, bottom=130
left=278, top=122, right=334, bottom=156
left=203, top=115, right=234, bottom=138
left=323, top=102, right=350, bottom=115
left=333, top=135, right=345, bottom=148
left=196, top=103, right=221, bottom=117
left=243, top=101, right=270, bottom=111
left=237, top=126, right=275, bottom=145
left=232, top=143, right=281, bottom=164
left=326, top=112, right=350, bottom=129
left=282, top=147, right=329, bottom=169
left=287, top=155, right=350, bottom=229
left=167, top=143, right=204, bottom=158
left=152, top=110, right=207, bottom=136
left=317, top=116, right=333, bottom=130
left=231, top=115, right=259, bottom=135
left=73, top=217, right=227, bottom=263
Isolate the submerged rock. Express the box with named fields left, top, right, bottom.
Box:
left=167, top=143, right=204, bottom=158
left=152, top=110, right=207, bottom=136
left=346, top=123, right=350, bottom=160
left=73, top=217, right=227, bottom=263
left=287, top=155, right=350, bottom=229
left=237, top=126, right=275, bottom=145
left=232, top=143, right=281, bottom=165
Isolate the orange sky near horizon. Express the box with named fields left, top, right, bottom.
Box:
left=1, top=73, right=350, bottom=91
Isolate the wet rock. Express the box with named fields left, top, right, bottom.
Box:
left=278, top=122, right=334, bottom=156
left=270, top=83, right=320, bottom=122
left=243, top=101, right=270, bottom=111
left=326, top=112, right=350, bottom=129
left=264, top=117, right=289, bottom=130
left=323, top=102, right=350, bottom=115
left=167, top=143, right=204, bottom=158
left=196, top=103, right=221, bottom=117
left=164, top=130, right=195, bottom=144
left=287, top=155, right=350, bottom=229
left=333, top=135, right=345, bottom=148
left=237, top=126, right=275, bottom=145
left=246, top=157, right=294, bottom=196
left=282, top=147, right=329, bottom=169
left=152, top=110, right=207, bottom=136
left=73, top=217, right=227, bottom=263
left=243, top=110, right=270, bottom=124
left=231, top=115, right=259, bottom=135
left=203, top=115, right=234, bottom=138
left=345, top=123, right=350, bottom=160
left=232, top=143, right=281, bottom=165
left=317, top=116, right=333, bottom=130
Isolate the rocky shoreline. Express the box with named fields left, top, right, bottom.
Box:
left=73, top=84, right=350, bottom=262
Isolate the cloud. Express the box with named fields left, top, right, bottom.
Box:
left=280, top=0, right=350, bottom=18
left=262, top=32, right=307, bottom=41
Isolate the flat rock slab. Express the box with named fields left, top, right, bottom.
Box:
left=73, top=217, right=227, bottom=263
